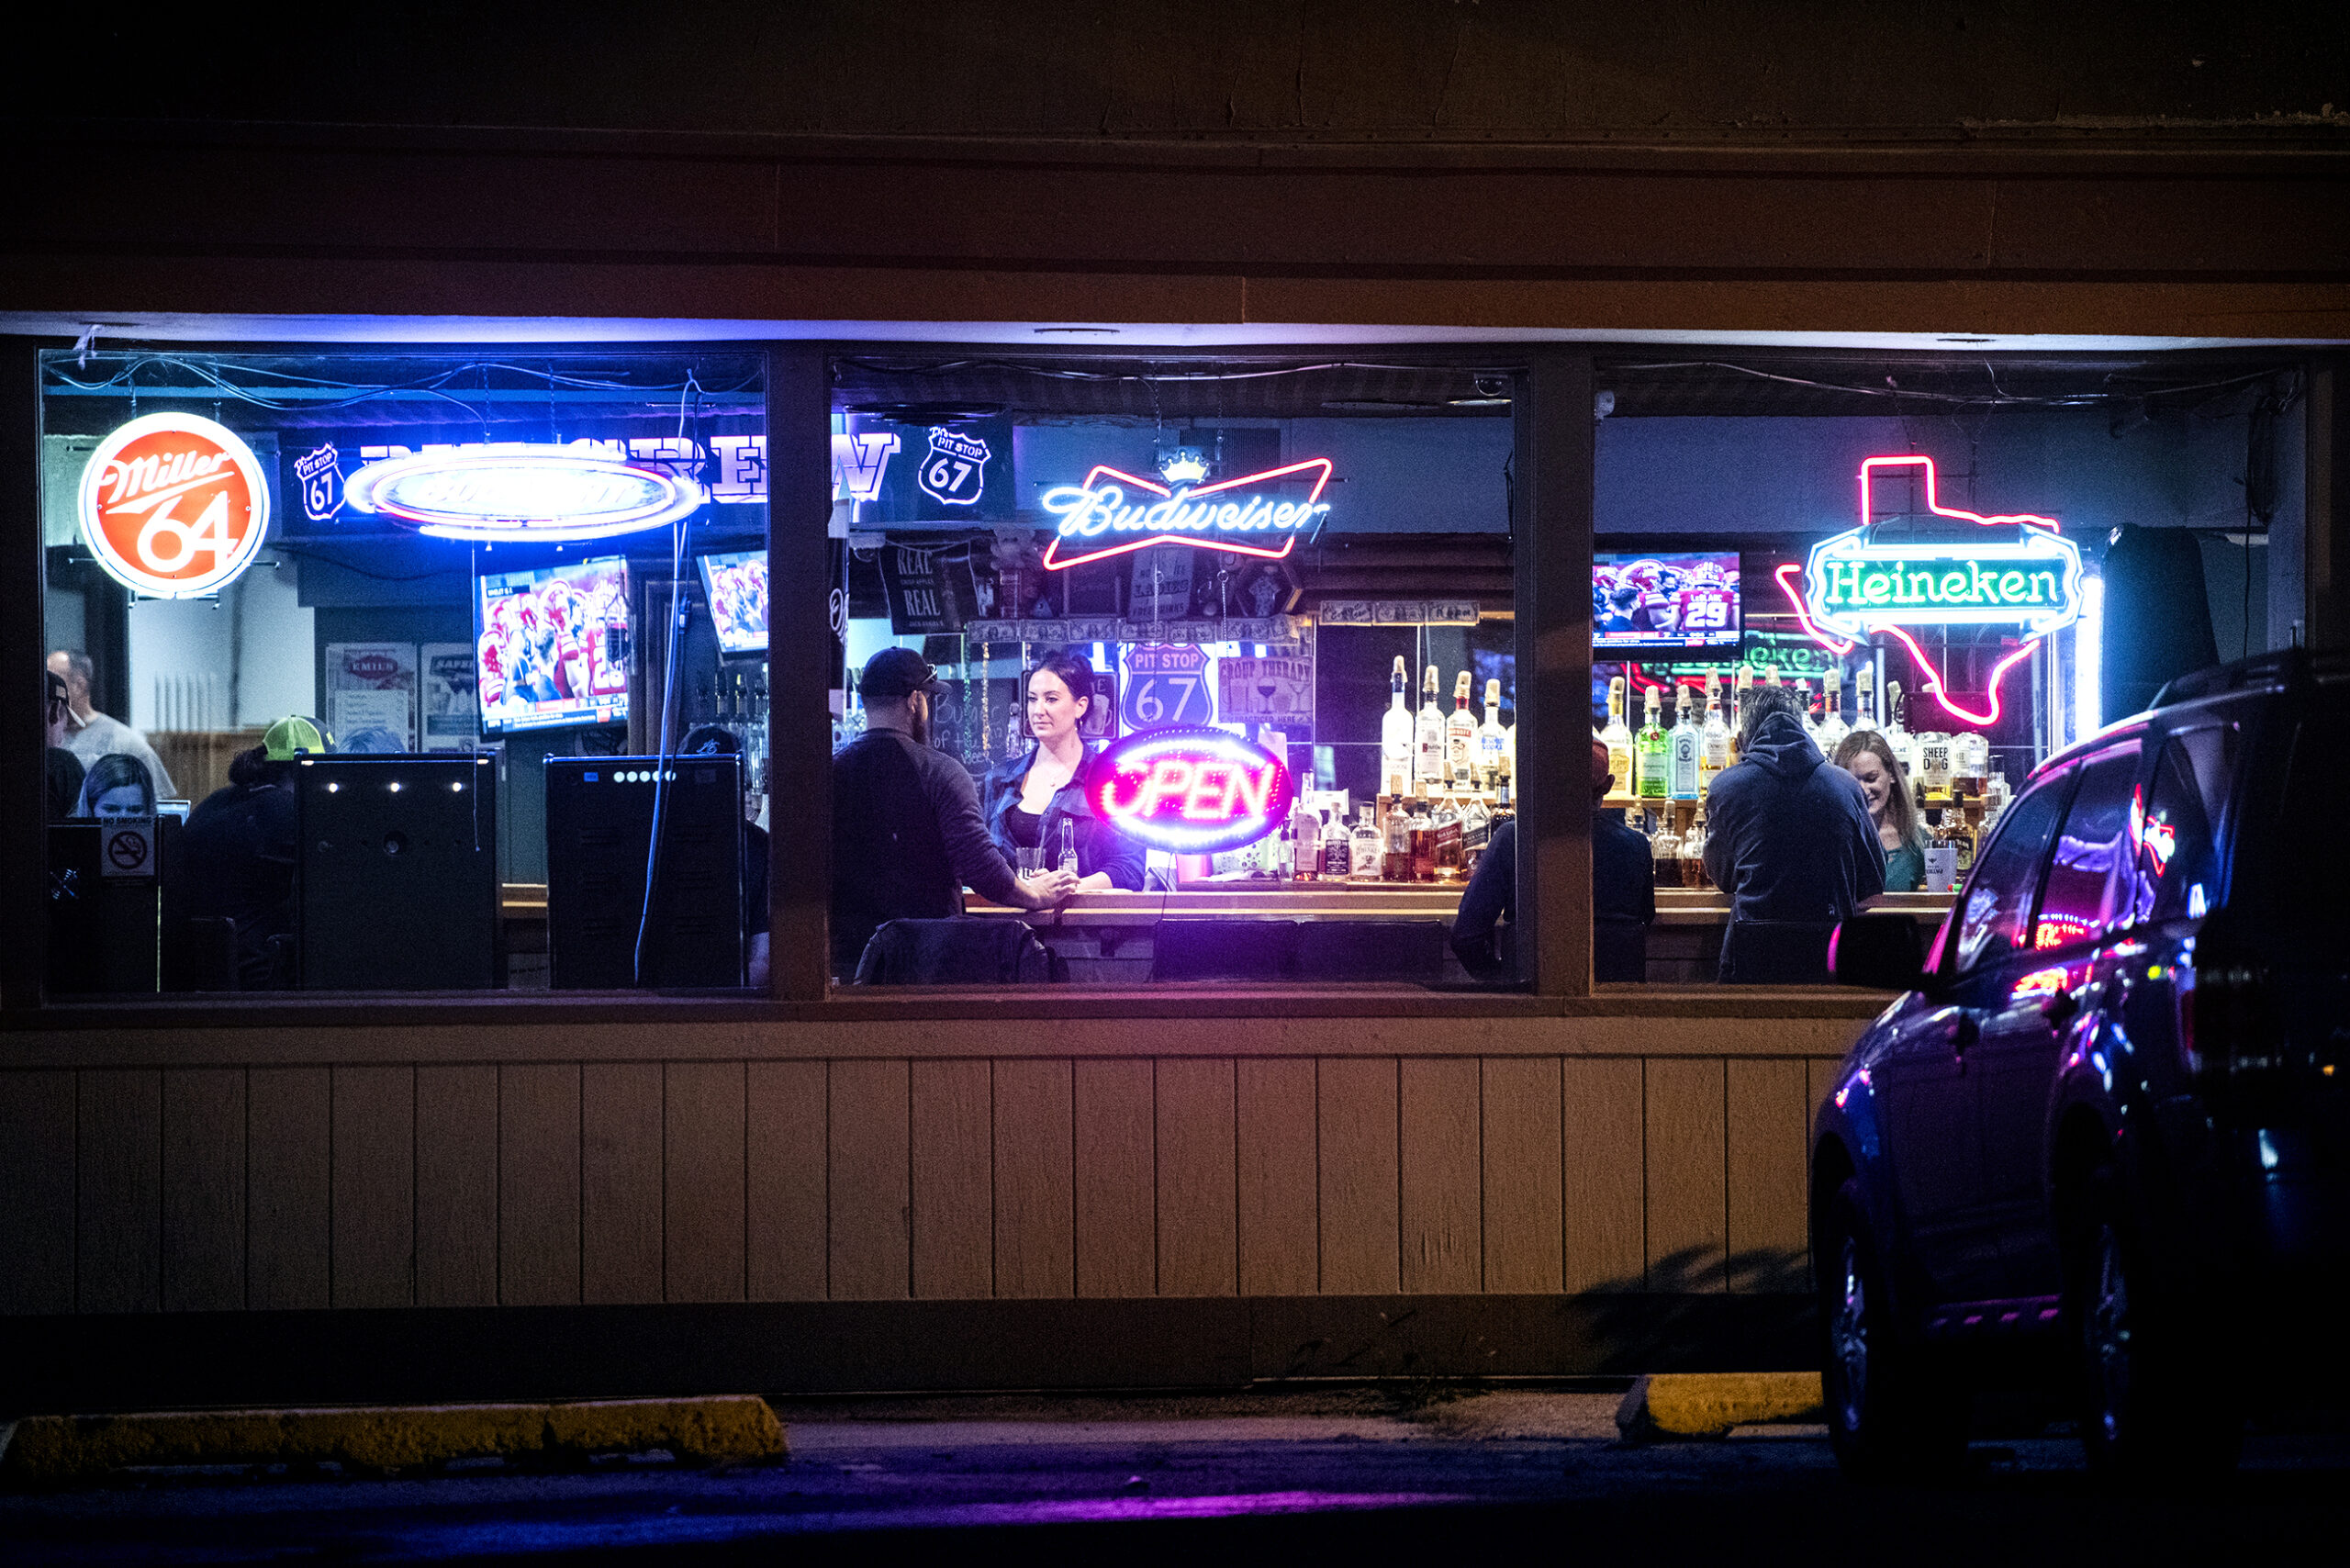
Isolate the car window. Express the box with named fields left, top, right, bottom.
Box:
left=1952, top=768, right=2071, bottom=973
left=2033, top=745, right=2141, bottom=951
left=2131, top=728, right=2233, bottom=924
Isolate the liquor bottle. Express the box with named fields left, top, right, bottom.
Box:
left=1446, top=671, right=1476, bottom=787
left=1460, top=791, right=1491, bottom=870
left=1678, top=812, right=1708, bottom=888
left=1383, top=800, right=1414, bottom=881
left=1477, top=678, right=1507, bottom=787
left=1491, top=749, right=1513, bottom=814
left=1919, top=732, right=1953, bottom=801
left=1431, top=794, right=1466, bottom=881
left=1854, top=662, right=1876, bottom=732
left=1380, top=655, right=1414, bottom=797
left=1409, top=804, right=1437, bottom=882
left=1728, top=667, right=1754, bottom=764
left=1651, top=814, right=1682, bottom=888
left=1502, top=699, right=1516, bottom=779
left=1635, top=686, right=1669, bottom=800
left=1884, top=681, right=1917, bottom=779
left=1349, top=805, right=1382, bottom=881
left=1320, top=811, right=1350, bottom=879
left=1668, top=686, right=1702, bottom=801
left=1953, top=731, right=1989, bottom=797
left=1290, top=801, right=1319, bottom=881
left=1699, top=672, right=1730, bottom=796
left=1601, top=676, right=1634, bottom=800
left=1415, top=664, right=1446, bottom=786
left=1818, top=666, right=1849, bottom=756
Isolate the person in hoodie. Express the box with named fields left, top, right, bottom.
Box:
left=1701, top=682, right=1886, bottom=983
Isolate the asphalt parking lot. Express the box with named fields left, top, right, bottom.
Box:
left=8, top=1390, right=2349, bottom=1564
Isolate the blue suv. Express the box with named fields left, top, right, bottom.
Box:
left=1817, top=649, right=2348, bottom=1481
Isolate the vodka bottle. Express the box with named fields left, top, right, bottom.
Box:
left=1477, top=678, right=1507, bottom=787
left=1635, top=686, right=1669, bottom=800
left=1600, top=676, right=1634, bottom=801
left=1668, top=686, right=1702, bottom=801
left=1415, top=664, right=1446, bottom=786
left=1446, top=671, right=1476, bottom=787
left=1818, top=666, right=1849, bottom=756
left=1699, top=671, right=1730, bottom=796
left=1349, top=805, right=1383, bottom=880
left=1380, top=655, right=1414, bottom=797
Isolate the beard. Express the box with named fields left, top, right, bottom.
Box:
left=908, top=699, right=931, bottom=747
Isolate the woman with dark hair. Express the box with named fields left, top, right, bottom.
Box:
left=75, top=752, right=155, bottom=819
left=1831, top=729, right=1928, bottom=892
left=980, top=648, right=1145, bottom=892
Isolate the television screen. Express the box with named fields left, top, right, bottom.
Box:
left=698, top=550, right=768, bottom=656
left=476, top=556, right=632, bottom=734
left=1593, top=552, right=1740, bottom=651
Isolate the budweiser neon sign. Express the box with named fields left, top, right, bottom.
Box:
left=1780, top=455, right=2076, bottom=727
left=1087, top=725, right=1294, bottom=854
left=77, top=413, right=273, bottom=599
left=1041, top=458, right=1333, bottom=571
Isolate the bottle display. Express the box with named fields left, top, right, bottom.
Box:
left=1446, top=670, right=1476, bottom=786
left=1699, top=672, right=1730, bottom=796
left=1668, top=686, right=1701, bottom=801
left=1416, top=664, right=1446, bottom=786
left=1381, top=655, right=1414, bottom=797
left=1477, top=678, right=1507, bottom=785
left=1635, top=686, right=1669, bottom=800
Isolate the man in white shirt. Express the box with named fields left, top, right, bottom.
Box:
left=46, top=648, right=176, bottom=800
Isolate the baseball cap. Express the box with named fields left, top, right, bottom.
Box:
left=263, top=715, right=332, bottom=760
left=859, top=646, right=946, bottom=700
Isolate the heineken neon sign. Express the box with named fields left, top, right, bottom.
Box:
left=1785, top=455, right=2079, bottom=726
left=1041, top=457, right=1333, bottom=571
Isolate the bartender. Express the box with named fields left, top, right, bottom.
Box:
left=830, top=648, right=1076, bottom=977
left=980, top=648, right=1146, bottom=890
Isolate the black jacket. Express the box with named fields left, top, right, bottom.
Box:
left=830, top=729, right=1025, bottom=975
left=1701, top=711, right=1886, bottom=981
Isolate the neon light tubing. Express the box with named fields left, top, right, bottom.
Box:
left=2075, top=574, right=2105, bottom=741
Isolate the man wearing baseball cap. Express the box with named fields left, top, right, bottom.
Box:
left=832, top=648, right=1077, bottom=976
left=179, top=715, right=330, bottom=989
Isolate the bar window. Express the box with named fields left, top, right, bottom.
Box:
left=38, top=347, right=769, bottom=997
left=826, top=355, right=1518, bottom=989
left=1592, top=353, right=2295, bottom=985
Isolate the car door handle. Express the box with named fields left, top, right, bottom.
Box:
left=2041, top=988, right=2079, bottom=1025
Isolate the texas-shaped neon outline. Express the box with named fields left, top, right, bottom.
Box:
left=1775, top=454, right=2066, bottom=728
left=1041, top=456, right=1334, bottom=571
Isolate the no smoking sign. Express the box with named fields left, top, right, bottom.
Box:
left=102, top=819, right=157, bottom=879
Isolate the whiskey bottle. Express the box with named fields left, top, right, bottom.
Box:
left=1349, top=806, right=1382, bottom=881
left=1320, top=811, right=1351, bottom=879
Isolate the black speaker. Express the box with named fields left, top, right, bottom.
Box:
left=295, top=755, right=501, bottom=991
left=544, top=756, right=744, bottom=989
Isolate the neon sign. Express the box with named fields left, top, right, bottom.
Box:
left=344, top=444, right=706, bottom=543
left=1782, top=455, right=2077, bottom=726
left=1087, top=725, right=1294, bottom=854
left=1041, top=458, right=1333, bottom=571
left=917, top=427, right=990, bottom=507
left=78, top=413, right=273, bottom=599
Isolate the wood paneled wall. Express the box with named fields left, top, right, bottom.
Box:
left=0, top=1051, right=1847, bottom=1316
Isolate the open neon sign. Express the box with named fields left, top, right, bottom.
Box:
left=1088, top=725, right=1294, bottom=854
left=1781, top=455, right=2080, bottom=726
left=1041, top=458, right=1333, bottom=571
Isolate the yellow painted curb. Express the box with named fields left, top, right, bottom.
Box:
left=0, top=1396, right=786, bottom=1488
left=1614, top=1372, right=1825, bottom=1440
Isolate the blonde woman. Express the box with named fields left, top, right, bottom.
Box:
left=1833, top=730, right=1929, bottom=893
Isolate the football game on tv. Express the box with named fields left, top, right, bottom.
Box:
left=476, top=556, right=632, bottom=734
left=1593, top=552, right=1741, bottom=651
left=698, top=550, right=768, bottom=656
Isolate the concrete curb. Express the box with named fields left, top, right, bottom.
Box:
left=1614, top=1372, right=1825, bottom=1441
left=0, top=1396, right=786, bottom=1488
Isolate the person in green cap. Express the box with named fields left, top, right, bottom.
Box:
left=181, top=716, right=331, bottom=990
